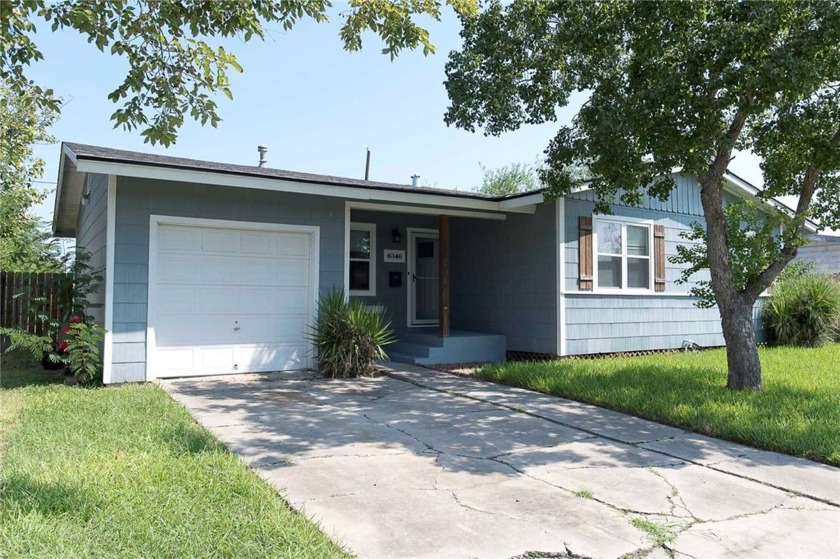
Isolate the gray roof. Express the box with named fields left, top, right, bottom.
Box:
left=63, top=142, right=526, bottom=202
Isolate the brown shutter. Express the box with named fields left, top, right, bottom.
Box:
left=578, top=216, right=593, bottom=290
left=654, top=224, right=666, bottom=292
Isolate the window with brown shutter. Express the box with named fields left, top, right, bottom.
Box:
left=654, top=224, right=666, bottom=292
left=578, top=216, right=593, bottom=290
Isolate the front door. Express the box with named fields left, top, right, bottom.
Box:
left=407, top=228, right=439, bottom=326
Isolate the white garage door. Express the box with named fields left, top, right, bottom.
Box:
left=148, top=219, right=318, bottom=379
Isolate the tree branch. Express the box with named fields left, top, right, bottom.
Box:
left=742, top=123, right=840, bottom=300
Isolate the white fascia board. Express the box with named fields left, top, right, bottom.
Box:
left=346, top=201, right=506, bottom=220
left=499, top=192, right=543, bottom=212
left=52, top=152, right=68, bottom=235
left=721, top=175, right=818, bottom=233
left=74, top=159, right=534, bottom=214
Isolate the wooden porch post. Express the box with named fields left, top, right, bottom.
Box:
left=438, top=215, right=450, bottom=337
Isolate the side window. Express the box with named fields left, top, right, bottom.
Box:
left=349, top=223, right=376, bottom=296
left=593, top=218, right=652, bottom=291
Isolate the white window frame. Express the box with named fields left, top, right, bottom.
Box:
left=592, top=215, right=655, bottom=293
left=349, top=222, right=377, bottom=296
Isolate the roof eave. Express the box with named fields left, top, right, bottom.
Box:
left=53, top=143, right=86, bottom=237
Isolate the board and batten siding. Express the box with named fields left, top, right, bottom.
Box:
left=110, top=177, right=345, bottom=383
left=450, top=202, right=557, bottom=354
left=75, top=173, right=109, bottom=328
left=563, top=174, right=766, bottom=355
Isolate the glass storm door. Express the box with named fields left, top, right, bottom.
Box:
left=408, top=229, right=439, bottom=326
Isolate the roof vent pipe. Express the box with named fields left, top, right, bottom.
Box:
left=411, top=174, right=420, bottom=187
left=257, top=145, right=268, bottom=167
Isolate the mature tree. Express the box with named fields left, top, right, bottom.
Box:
left=445, top=0, right=840, bottom=389
left=478, top=162, right=539, bottom=195
left=1, top=0, right=477, bottom=146
left=0, top=80, right=62, bottom=272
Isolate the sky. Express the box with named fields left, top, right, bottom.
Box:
left=25, top=7, right=806, bottom=231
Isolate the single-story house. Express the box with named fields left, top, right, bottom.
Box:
left=792, top=234, right=840, bottom=276
left=53, top=142, right=817, bottom=384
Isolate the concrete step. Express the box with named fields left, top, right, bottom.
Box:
left=384, top=352, right=421, bottom=366
left=386, top=341, right=431, bottom=358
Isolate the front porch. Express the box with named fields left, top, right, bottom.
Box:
left=347, top=203, right=514, bottom=366
left=385, top=328, right=507, bottom=366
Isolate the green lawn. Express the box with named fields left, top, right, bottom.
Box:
left=479, top=344, right=840, bottom=466
left=0, top=351, right=349, bottom=559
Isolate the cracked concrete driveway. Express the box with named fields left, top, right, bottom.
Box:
left=161, top=366, right=840, bottom=559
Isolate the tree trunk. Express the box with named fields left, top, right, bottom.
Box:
left=698, top=111, right=764, bottom=390
left=719, top=298, right=762, bottom=390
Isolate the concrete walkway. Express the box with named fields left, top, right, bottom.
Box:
left=161, top=365, right=840, bottom=559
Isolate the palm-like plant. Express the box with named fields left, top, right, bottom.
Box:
left=307, top=290, right=396, bottom=378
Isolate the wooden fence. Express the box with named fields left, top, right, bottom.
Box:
left=0, top=271, right=71, bottom=336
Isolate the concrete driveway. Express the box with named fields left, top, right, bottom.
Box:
left=161, top=366, right=840, bottom=559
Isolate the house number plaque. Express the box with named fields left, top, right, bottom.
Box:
left=384, top=250, right=406, bottom=264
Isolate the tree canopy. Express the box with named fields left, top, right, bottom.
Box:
left=445, top=0, right=840, bottom=389
left=1, top=0, right=477, bottom=146
left=477, top=162, right=539, bottom=196
left=0, top=79, right=62, bottom=272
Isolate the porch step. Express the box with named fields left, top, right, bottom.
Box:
left=386, top=341, right=431, bottom=358
left=385, top=330, right=507, bottom=366
left=383, top=351, right=421, bottom=366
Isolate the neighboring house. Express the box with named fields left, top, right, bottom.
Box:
left=53, top=142, right=818, bottom=384
left=792, top=234, right=840, bottom=276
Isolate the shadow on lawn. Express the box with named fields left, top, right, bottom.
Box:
left=161, top=422, right=224, bottom=456
left=503, top=361, right=840, bottom=465
left=0, top=474, right=99, bottom=520
left=0, top=351, right=65, bottom=390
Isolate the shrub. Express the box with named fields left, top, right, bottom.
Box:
left=764, top=273, right=840, bottom=347
left=64, top=322, right=106, bottom=384
left=307, top=290, right=396, bottom=378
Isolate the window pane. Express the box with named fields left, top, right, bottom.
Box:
left=596, top=221, right=622, bottom=255
left=598, top=256, right=622, bottom=288
left=349, top=260, right=370, bottom=291
left=350, top=230, right=370, bottom=259
left=627, top=225, right=649, bottom=256
left=628, top=257, right=650, bottom=289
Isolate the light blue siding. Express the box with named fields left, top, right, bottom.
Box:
left=110, top=177, right=346, bottom=383
left=562, top=174, right=768, bottom=355
left=793, top=236, right=840, bottom=275
left=75, top=173, right=108, bottom=327
left=451, top=203, right=557, bottom=354
left=565, top=295, right=767, bottom=354
left=564, top=196, right=708, bottom=293
left=567, top=174, right=703, bottom=216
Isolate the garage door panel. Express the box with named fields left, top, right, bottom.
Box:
left=158, top=285, right=198, bottom=314
left=157, top=348, right=196, bottom=372
left=199, top=256, right=241, bottom=285
left=239, top=287, right=309, bottom=314
left=277, top=233, right=310, bottom=257
left=201, top=286, right=240, bottom=313
left=237, top=258, right=282, bottom=286
left=159, top=226, right=200, bottom=252
left=237, top=344, right=308, bottom=371
left=240, top=231, right=278, bottom=256
left=201, top=229, right=238, bottom=253
left=201, top=347, right=236, bottom=369
left=159, top=254, right=199, bottom=283
left=236, top=316, right=308, bottom=344
left=151, top=222, right=315, bottom=378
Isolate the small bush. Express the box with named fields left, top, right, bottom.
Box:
left=64, top=322, right=106, bottom=384
left=765, top=273, right=840, bottom=347
left=307, top=290, right=396, bottom=378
